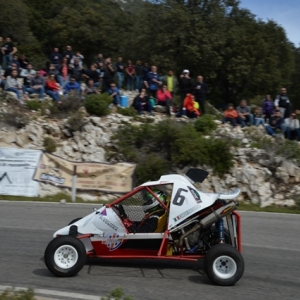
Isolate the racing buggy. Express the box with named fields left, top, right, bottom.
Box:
left=44, top=168, right=244, bottom=286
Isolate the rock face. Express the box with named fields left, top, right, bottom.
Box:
left=2, top=104, right=300, bottom=206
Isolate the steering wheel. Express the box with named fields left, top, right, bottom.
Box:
left=118, top=204, right=128, bottom=219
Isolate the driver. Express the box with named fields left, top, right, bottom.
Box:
left=127, top=189, right=167, bottom=233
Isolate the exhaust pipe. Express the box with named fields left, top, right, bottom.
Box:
left=178, top=202, right=237, bottom=246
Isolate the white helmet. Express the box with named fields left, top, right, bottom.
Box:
left=143, top=189, right=166, bottom=213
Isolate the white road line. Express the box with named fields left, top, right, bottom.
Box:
left=0, top=200, right=103, bottom=206
left=0, top=285, right=104, bottom=300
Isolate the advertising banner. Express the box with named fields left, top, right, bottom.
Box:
left=0, top=148, right=42, bottom=197
left=34, top=153, right=136, bottom=193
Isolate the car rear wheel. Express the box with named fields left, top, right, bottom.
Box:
left=204, top=244, right=244, bottom=286
left=44, top=236, right=86, bottom=277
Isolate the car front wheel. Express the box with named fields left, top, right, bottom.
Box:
left=44, top=236, right=86, bottom=277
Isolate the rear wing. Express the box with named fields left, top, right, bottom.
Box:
left=185, top=168, right=209, bottom=184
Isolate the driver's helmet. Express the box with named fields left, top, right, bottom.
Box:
left=142, top=189, right=167, bottom=213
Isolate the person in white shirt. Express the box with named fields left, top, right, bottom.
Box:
left=284, top=112, right=300, bottom=140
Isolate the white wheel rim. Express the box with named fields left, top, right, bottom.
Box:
left=212, top=255, right=237, bottom=279
left=54, top=245, right=78, bottom=269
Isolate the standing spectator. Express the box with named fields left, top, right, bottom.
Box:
left=1, top=37, right=17, bottom=70
left=115, top=56, right=125, bottom=89
left=0, top=36, right=3, bottom=74
left=27, top=70, right=45, bottom=100
left=70, top=51, right=84, bottom=67
left=265, top=110, right=286, bottom=137
left=222, top=103, right=239, bottom=127
left=262, top=95, right=274, bottom=123
left=253, top=107, right=265, bottom=126
left=5, top=69, right=26, bottom=102
left=143, top=62, right=150, bottom=82
left=236, top=99, right=254, bottom=127
left=126, top=60, right=135, bottom=91
left=63, top=45, right=74, bottom=64
left=182, top=93, right=200, bottom=118
left=45, top=74, right=61, bottom=103
left=284, top=111, right=300, bottom=140
left=274, top=87, right=292, bottom=118
left=20, top=63, right=36, bottom=88
left=156, top=85, right=173, bottom=115
left=162, top=69, right=178, bottom=98
left=59, top=57, right=70, bottom=88
left=64, top=77, right=80, bottom=96
left=107, top=82, right=121, bottom=106
left=82, top=64, right=100, bottom=87
left=179, top=70, right=193, bottom=102
left=135, top=59, right=144, bottom=91
left=194, top=75, right=208, bottom=115
left=68, top=58, right=82, bottom=83
left=132, top=88, right=153, bottom=115
left=84, top=79, right=98, bottom=96
left=49, top=48, right=62, bottom=70
left=96, top=53, right=104, bottom=65
left=18, top=54, right=29, bottom=70
left=102, top=58, right=115, bottom=92
left=144, top=65, right=161, bottom=98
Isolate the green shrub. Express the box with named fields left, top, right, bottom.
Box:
left=194, top=114, right=217, bottom=135
left=117, top=107, right=137, bottom=117
left=26, top=100, right=41, bottom=111
left=66, top=111, right=85, bottom=132
left=0, top=288, right=35, bottom=300
left=101, top=287, right=134, bottom=300
left=43, top=137, right=57, bottom=153
left=85, top=93, right=111, bottom=116
left=2, top=112, right=29, bottom=128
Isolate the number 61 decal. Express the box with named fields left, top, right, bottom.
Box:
left=172, top=188, right=188, bottom=206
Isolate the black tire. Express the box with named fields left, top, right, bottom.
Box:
left=44, top=236, right=86, bottom=277
left=68, top=217, right=82, bottom=225
left=204, top=244, right=244, bottom=286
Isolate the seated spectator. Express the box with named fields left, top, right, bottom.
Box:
left=1, top=63, right=19, bottom=89
left=49, top=48, right=62, bottom=69
left=18, top=54, right=29, bottom=70
left=236, top=99, right=254, bottom=127
left=265, top=110, right=286, bottom=137
left=156, top=84, right=173, bottom=115
left=84, top=79, right=99, bottom=95
left=253, top=107, right=265, bottom=126
left=12, top=55, right=21, bottom=71
left=27, top=70, right=45, bottom=100
left=284, top=111, right=300, bottom=141
left=222, top=103, right=238, bottom=127
left=47, top=63, right=60, bottom=82
left=82, top=64, right=100, bottom=87
left=70, top=51, right=84, bottom=67
left=64, top=77, right=80, bottom=96
left=5, top=69, right=26, bottom=102
left=68, top=58, right=82, bottom=83
left=107, top=82, right=121, bottom=106
left=262, top=95, right=274, bottom=123
left=59, top=57, right=69, bottom=88
left=132, top=88, right=153, bottom=115
left=45, top=74, right=61, bottom=103
left=182, top=93, right=200, bottom=118
left=20, top=64, right=36, bottom=88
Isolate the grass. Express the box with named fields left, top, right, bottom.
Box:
left=0, top=288, right=35, bottom=300
left=237, top=201, right=300, bottom=214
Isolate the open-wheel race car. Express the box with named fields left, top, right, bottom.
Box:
left=44, top=168, right=244, bottom=286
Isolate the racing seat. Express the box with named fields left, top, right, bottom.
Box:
left=154, top=195, right=171, bottom=233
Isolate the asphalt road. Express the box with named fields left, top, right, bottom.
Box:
left=0, top=201, right=300, bottom=300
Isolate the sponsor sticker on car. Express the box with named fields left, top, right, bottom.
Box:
left=102, top=233, right=123, bottom=251
left=173, top=205, right=199, bottom=222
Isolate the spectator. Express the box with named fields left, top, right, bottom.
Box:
left=182, top=93, right=200, bottom=118
left=126, top=60, right=135, bottom=91
left=18, top=54, right=29, bottom=70
left=49, top=48, right=62, bottom=69
left=107, top=82, right=121, bottom=106
left=5, top=69, right=26, bottom=102
left=262, top=95, right=274, bottom=123
left=284, top=111, right=300, bottom=141
left=45, top=74, right=61, bottom=103
left=83, top=64, right=100, bottom=87
left=1, top=37, right=17, bottom=70
left=27, top=70, right=45, bottom=100
left=63, top=45, right=74, bottom=64
left=0, top=36, right=3, bottom=73
left=12, top=55, right=21, bottom=71
left=68, top=58, right=82, bottom=83
left=59, top=57, right=70, bottom=88
left=162, top=69, right=178, bottom=98
left=143, top=62, right=150, bottom=82
left=102, top=58, right=115, bottom=92
left=3, top=62, right=20, bottom=78
left=265, top=110, right=286, bottom=137
left=135, top=59, right=143, bottom=91
left=96, top=53, right=104, bottom=65
left=194, top=75, right=208, bottom=115
left=70, top=51, right=84, bottom=67
left=20, top=63, right=36, bottom=88
left=115, top=56, right=125, bottom=89
left=132, top=88, right=153, bottom=115
left=179, top=69, right=193, bottom=102
left=84, top=79, right=99, bottom=96
left=64, top=77, right=80, bottom=96
left=222, top=103, right=239, bottom=127
left=47, top=63, right=60, bottom=82
left=144, top=65, right=161, bottom=98
left=253, top=107, right=265, bottom=126
left=274, top=87, right=292, bottom=118
left=156, top=84, right=173, bottom=115
left=236, top=99, right=254, bottom=127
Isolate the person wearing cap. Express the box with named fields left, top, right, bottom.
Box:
left=162, top=69, right=178, bottom=98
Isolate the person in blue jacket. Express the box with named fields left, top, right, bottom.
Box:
left=64, top=77, right=80, bottom=96
left=143, top=65, right=162, bottom=98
